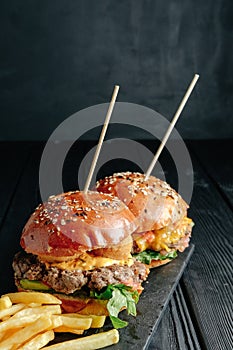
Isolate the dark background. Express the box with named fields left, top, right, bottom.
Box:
left=0, top=0, right=233, bottom=141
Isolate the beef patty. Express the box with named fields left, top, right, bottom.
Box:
left=13, top=251, right=149, bottom=295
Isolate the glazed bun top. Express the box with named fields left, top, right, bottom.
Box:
left=95, top=172, right=188, bottom=233
left=20, top=190, right=137, bottom=260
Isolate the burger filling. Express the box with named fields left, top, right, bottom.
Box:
left=13, top=251, right=149, bottom=329
left=133, top=217, right=193, bottom=264
left=13, top=251, right=149, bottom=295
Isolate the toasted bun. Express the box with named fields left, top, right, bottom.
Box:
left=146, top=258, right=172, bottom=269
left=20, top=191, right=137, bottom=261
left=54, top=294, right=109, bottom=315
left=96, top=172, right=188, bottom=233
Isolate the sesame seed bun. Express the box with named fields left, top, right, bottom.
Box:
left=95, top=172, right=188, bottom=233
left=20, top=190, right=137, bottom=262
left=95, top=172, right=193, bottom=269
left=14, top=190, right=149, bottom=318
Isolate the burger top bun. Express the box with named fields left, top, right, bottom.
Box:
left=95, top=172, right=188, bottom=233
left=20, top=191, right=137, bottom=261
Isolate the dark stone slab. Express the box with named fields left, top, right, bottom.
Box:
left=104, top=244, right=195, bottom=350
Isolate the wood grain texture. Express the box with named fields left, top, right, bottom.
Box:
left=181, top=146, right=233, bottom=350
left=149, top=285, right=201, bottom=350
left=190, top=140, right=233, bottom=209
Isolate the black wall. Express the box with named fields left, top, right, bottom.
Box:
left=0, top=0, right=232, bottom=140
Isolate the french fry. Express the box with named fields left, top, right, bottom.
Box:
left=0, top=315, right=53, bottom=350
left=42, top=329, right=119, bottom=350
left=0, top=292, right=112, bottom=350
left=62, top=313, right=106, bottom=328
left=1, top=316, right=10, bottom=321
left=3, top=292, right=61, bottom=305
left=49, top=315, right=63, bottom=329
left=0, top=296, right=12, bottom=310
left=0, top=327, right=21, bottom=342
left=54, top=326, right=84, bottom=334
left=0, top=303, right=25, bottom=320
left=51, top=315, right=92, bottom=330
left=20, top=330, right=55, bottom=350
left=0, top=314, right=39, bottom=334
left=12, top=305, right=61, bottom=318
left=28, top=303, right=42, bottom=308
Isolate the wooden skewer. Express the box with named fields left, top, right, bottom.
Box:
left=145, top=74, right=199, bottom=180
left=83, top=85, right=120, bottom=193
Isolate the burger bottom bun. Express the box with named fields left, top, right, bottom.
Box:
left=147, top=258, right=172, bottom=269
left=54, top=294, right=110, bottom=315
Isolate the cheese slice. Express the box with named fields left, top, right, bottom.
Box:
left=135, top=217, right=193, bottom=253
left=45, top=253, right=134, bottom=271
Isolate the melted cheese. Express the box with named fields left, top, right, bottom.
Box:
left=135, top=217, right=193, bottom=253
left=47, top=253, right=134, bottom=271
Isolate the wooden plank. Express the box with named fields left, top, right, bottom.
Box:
left=181, top=150, right=233, bottom=350
left=149, top=301, right=179, bottom=350
left=149, top=285, right=201, bottom=350
left=172, top=285, right=202, bottom=350
left=151, top=141, right=232, bottom=349
left=189, top=140, right=233, bottom=209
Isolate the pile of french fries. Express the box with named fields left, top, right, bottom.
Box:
left=0, top=292, right=119, bottom=350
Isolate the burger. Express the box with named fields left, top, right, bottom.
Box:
left=12, top=190, right=149, bottom=328
left=95, top=172, right=194, bottom=268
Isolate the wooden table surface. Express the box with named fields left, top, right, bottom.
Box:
left=0, top=140, right=232, bottom=350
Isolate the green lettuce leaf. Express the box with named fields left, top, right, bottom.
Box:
left=110, top=316, right=128, bottom=329
left=133, top=249, right=177, bottom=265
left=92, top=284, right=139, bottom=329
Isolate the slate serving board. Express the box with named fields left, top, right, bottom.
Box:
left=103, top=244, right=195, bottom=350
left=52, top=244, right=194, bottom=350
